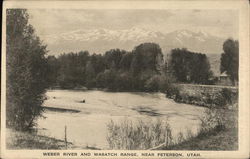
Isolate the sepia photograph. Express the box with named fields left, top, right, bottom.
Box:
left=1, top=0, right=249, bottom=158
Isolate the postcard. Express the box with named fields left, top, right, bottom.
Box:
left=1, top=0, right=249, bottom=158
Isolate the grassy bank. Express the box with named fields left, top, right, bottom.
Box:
left=6, top=128, right=102, bottom=150
left=106, top=107, right=238, bottom=150
left=162, top=85, right=238, bottom=150
left=166, top=84, right=238, bottom=109
left=6, top=128, right=72, bottom=149
left=163, top=108, right=238, bottom=150
left=165, top=127, right=237, bottom=150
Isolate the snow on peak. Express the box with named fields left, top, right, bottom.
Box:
left=177, top=29, right=193, bottom=38
left=44, top=27, right=165, bottom=43
left=43, top=28, right=224, bottom=55
left=43, top=28, right=219, bottom=53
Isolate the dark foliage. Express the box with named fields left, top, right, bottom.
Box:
left=169, top=48, right=213, bottom=84
left=47, top=43, right=168, bottom=91
left=166, top=86, right=238, bottom=108
left=220, top=39, right=239, bottom=85
left=6, top=9, right=48, bottom=131
left=165, top=85, right=180, bottom=100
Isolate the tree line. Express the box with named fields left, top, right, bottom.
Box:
left=47, top=44, right=216, bottom=91
left=47, top=43, right=167, bottom=91
left=6, top=9, right=238, bottom=131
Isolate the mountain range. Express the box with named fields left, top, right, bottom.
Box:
left=44, top=27, right=227, bottom=55
left=44, top=27, right=227, bottom=76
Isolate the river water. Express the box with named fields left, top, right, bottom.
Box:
left=37, top=90, right=206, bottom=149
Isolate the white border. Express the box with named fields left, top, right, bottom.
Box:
left=1, top=1, right=249, bottom=158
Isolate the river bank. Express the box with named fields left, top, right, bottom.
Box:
left=166, top=84, right=238, bottom=109
left=6, top=128, right=102, bottom=150
left=160, top=108, right=238, bottom=150
left=166, top=126, right=238, bottom=150
left=7, top=107, right=237, bottom=150
left=6, top=89, right=237, bottom=150
left=6, top=128, right=72, bottom=149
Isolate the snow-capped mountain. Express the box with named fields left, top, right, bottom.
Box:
left=44, top=27, right=226, bottom=55
left=162, top=30, right=225, bottom=54
left=45, top=27, right=165, bottom=44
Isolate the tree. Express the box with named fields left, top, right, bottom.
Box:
left=145, top=75, right=161, bottom=92
left=169, top=48, right=190, bottom=82
left=104, top=49, right=126, bottom=69
left=57, top=53, right=77, bottom=88
left=6, top=9, right=48, bottom=130
left=170, top=48, right=212, bottom=84
left=119, top=52, right=133, bottom=71
left=190, top=53, right=212, bottom=83
left=46, top=43, right=166, bottom=92
left=75, top=51, right=90, bottom=85
left=85, top=60, right=96, bottom=88
left=90, top=54, right=106, bottom=75
left=220, top=39, right=239, bottom=85
left=56, top=51, right=90, bottom=88
left=131, top=43, right=163, bottom=75
left=46, top=55, right=59, bottom=86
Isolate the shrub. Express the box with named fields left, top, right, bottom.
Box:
left=165, top=85, right=180, bottom=100
left=177, top=132, right=185, bottom=144
left=95, top=72, right=106, bottom=88
left=184, top=90, right=237, bottom=123
left=165, top=85, right=238, bottom=108
left=199, top=107, right=227, bottom=135
left=106, top=118, right=173, bottom=150
left=220, top=88, right=237, bottom=105
left=213, top=93, right=227, bottom=108
left=114, top=72, right=134, bottom=91
left=213, top=88, right=238, bottom=108
left=144, top=75, right=161, bottom=92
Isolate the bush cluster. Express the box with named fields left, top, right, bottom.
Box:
left=199, top=107, right=227, bottom=135
left=106, top=118, right=173, bottom=150
left=166, top=87, right=238, bottom=108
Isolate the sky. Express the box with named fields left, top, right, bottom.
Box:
left=28, top=9, right=238, bottom=54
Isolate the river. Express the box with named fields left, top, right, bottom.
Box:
left=37, top=90, right=206, bottom=149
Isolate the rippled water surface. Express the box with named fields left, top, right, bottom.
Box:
left=37, top=90, right=206, bottom=149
